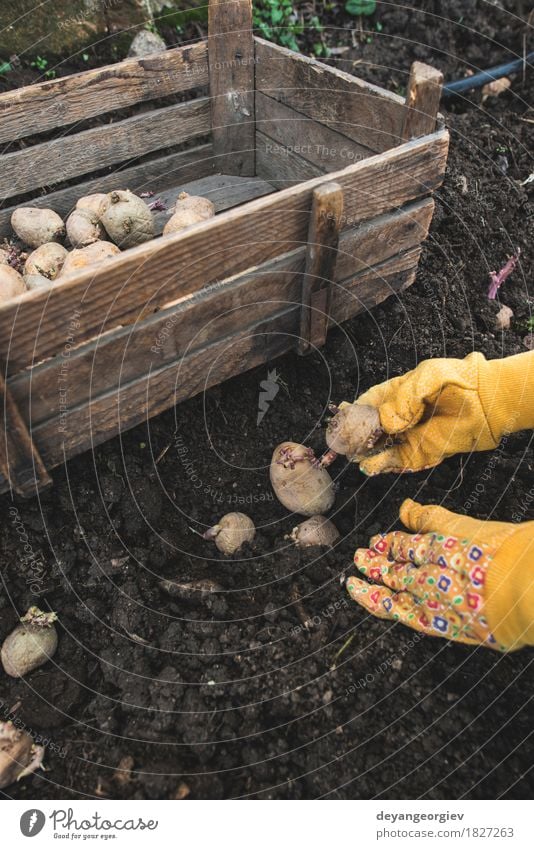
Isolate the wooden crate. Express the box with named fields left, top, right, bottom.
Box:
left=0, top=0, right=448, bottom=496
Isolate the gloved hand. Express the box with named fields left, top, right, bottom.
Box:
left=347, top=499, right=534, bottom=651
left=353, top=351, right=534, bottom=475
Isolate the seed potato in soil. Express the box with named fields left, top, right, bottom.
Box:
left=0, top=2, right=533, bottom=801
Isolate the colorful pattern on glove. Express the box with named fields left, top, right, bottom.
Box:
left=347, top=529, right=508, bottom=651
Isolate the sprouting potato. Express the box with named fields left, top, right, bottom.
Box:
left=76, top=193, right=107, bottom=217
left=289, top=515, right=340, bottom=548
left=66, top=208, right=105, bottom=248
left=24, top=273, right=53, bottom=291
left=270, top=442, right=335, bottom=516
left=0, top=721, right=45, bottom=790
left=1, top=607, right=58, bottom=678
left=59, top=240, right=121, bottom=278
left=24, top=242, right=68, bottom=280
left=0, top=265, right=26, bottom=302
left=11, top=207, right=65, bottom=248
left=203, top=512, right=255, bottom=555
left=326, top=403, right=383, bottom=462
left=100, top=190, right=154, bottom=248
left=163, top=192, right=215, bottom=236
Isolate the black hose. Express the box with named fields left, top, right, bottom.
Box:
left=442, top=51, right=534, bottom=96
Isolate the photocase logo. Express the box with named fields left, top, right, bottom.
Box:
left=20, top=809, right=46, bottom=837
left=257, top=369, right=281, bottom=425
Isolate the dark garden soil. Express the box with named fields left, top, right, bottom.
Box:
left=1, top=2, right=533, bottom=800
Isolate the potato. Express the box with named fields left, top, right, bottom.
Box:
left=270, top=442, right=335, bottom=516
left=76, top=193, right=107, bottom=216
left=0, top=265, right=26, bottom=301
left=66, top=208, right=104, bottom=248
left=204, top=512, right=255, bottom=555
left=24, top=242, right=67, bottom=280
left=100, top=190, right=154, bottom=248
left=11, top=207, right=65, bottom=248
left=24, top=273, right=52, bottom=291
left=1, top=607, right=58, bottom=678
left=0, top=721, right=44, bottom=790
left=163, top=192, right=215, bottom=235
left=59, top=240, right=121, bottom=278
left=326, top=403, right=383, bottom=462
left=289, top=515, right=340, bottom=548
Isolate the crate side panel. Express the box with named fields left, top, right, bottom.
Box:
left=255, top=92, right=374, bottom=173
left=9, top=198, right=433, bottom=426
left=0, top=97, right=211, bottom=200
left=0, top=248, right=422, bottom=492
left=0, top=42, right=209, bottom=145
left=0, top=129, right=448, bottom=372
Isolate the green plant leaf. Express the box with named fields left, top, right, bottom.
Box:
left=345, top=0, right=377, bottom=16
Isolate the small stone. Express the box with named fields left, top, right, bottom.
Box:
left=128, top=29, right=166, bottom=58
left=174, top=781, right=191, bottom=800
left=495, top=304, right=513, bottom=331
left=523, top=333, right=534, bottom=351
left=113, top=755, right=134, bottom=786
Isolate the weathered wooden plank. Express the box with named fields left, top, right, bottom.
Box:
left=255, top=92, right=373, bottom=172
left=9, top=198, right=433, bottom=424
left=0, top=250, right=421, bottom=493
left=0, top=97, right=211, bottom=200
left=298, top=182, right=343, bottom=354
left=0, top=143, right=222, bottom=238
left=0, top=129, right=448, bottom=372
left=254, top=37, right=406, bottom=152
left=0, top=42, right=209, bottom=146
left=255, top=131, right=323, bottom=184
left=0, top=371, right=51, bottom=496
left=209, top=0, right=255, bottom=175
left=402, top=61, right=444, bottom=141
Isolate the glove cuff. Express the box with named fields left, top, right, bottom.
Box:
left=477, top=352, right=534, bottom=443
left=486, top=521, right=534, bottom=649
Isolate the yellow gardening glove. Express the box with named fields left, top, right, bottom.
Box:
left=347, top=499, right=534, bottom=651
left=353, top=351, right=534, bottom=475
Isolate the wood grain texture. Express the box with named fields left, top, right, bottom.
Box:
left=208, top=0, right=255, bottom=175
left=255, top=37, right=406, bottom=152
left=8, top=198, right=433, bottom=425
left=0, top=250, right=421, bottom=493
left=255, top=91, right=373, bottom=172
left=0, top=130, right=448, bottom=373
left=298, top=182, right=343, bottom=354
left=332, top=246, right=421, bottom=323
left=0, top=97, right=211, bottom=200
left=402, top=61, right=444, bottom=140
left=0, top=371, right=51, bottom=495
left=0, top=143, right=222, bottom=238
left=0, top=42, right=209, bottom=146
left=255, top=130, right=323, bottom=184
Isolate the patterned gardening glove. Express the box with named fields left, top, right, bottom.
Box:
left=347, top=499, right=534, bottom=651
left=353, top=351, right=534, bottom=475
